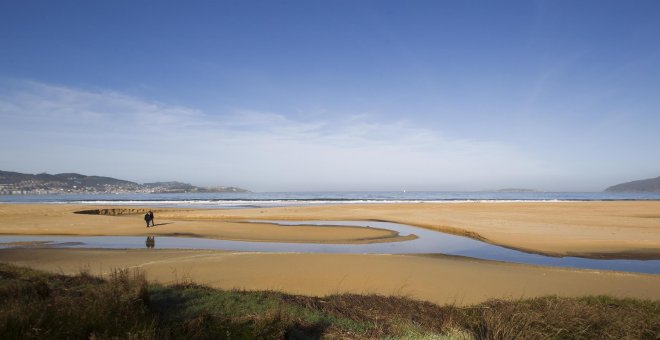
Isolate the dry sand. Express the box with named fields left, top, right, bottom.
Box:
left=1, top=202, right=659, bottom=305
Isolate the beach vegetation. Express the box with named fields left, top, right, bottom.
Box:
left=0, top=263, right=658, bottom=339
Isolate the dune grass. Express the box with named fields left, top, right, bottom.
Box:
left=0, top=262, right=658, bottom=339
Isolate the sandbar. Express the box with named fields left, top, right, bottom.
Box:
left=0, top=204, right=414, bottom=244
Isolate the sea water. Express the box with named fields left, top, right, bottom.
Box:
left=2, top=191, right=659, bottom=208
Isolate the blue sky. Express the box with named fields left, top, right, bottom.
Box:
left=1, top=1, right=659, bottom=191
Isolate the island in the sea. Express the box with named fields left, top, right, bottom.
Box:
left=495, top=188, right=538, bottom=193
left=0, top=170, right=248, bottom=195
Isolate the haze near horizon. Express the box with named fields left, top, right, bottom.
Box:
left=1, top=1, right=659, bottom=192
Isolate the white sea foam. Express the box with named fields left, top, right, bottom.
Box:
left=58, top=198, right=569, bottom=208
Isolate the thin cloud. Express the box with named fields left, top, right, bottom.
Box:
left=0, top=79, right=553, bottom=191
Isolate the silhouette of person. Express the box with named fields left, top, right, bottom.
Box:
left=148, top=211, right=155, bottom=227
left=144, top=212, right=151, bottom=227
left=145, top=236, right=155, bottom=248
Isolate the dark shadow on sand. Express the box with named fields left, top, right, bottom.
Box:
left=149, top=222, right=174, bottom=227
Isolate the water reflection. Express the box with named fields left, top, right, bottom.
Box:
left=145, top=236, right=155, bottom=249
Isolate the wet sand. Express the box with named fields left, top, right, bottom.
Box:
left=0, top=248, right=658, bottom=306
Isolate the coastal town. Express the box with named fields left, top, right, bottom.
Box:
left=1, top=182, right=154, bottom=195
left=0, top=170, right=247, bottom=195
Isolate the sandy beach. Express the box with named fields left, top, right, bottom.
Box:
left=2, top=202, right=659, bottom=257
left=1, top=202, right=659, bottom=305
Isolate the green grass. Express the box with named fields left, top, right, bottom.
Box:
left=0, top=262, right=658, bottom=339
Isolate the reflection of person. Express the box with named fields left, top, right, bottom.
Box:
left=145, top=236, right=155, bottom=249
left=144, top=212, right=151, bottom=228
left=148, top=211, right=155, bottom=227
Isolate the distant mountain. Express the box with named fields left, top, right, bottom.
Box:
left=605, top=176, right=660, bottom=192
left=0, top=170, right=248, bottom=194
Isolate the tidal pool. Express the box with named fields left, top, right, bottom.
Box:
left=1, top=220, right=658, bottom=274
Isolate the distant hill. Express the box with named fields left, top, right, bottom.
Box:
left=0, top=170, right=248, bottom=194
left=605, top=176, right=660, bottom=192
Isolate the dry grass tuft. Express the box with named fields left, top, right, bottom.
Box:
left=1, top=262, right=658, bottom=339
left=0, top=264, right=155, bottom=339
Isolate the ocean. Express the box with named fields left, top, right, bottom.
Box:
left=1, top=191, right=659, bottom=208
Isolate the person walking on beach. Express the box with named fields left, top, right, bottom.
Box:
left=144, top=212, right=151, bottom=227
left=148, top=211, right=155, bottom=227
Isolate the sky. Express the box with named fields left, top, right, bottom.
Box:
left=1, top=1, right=659, bottom=192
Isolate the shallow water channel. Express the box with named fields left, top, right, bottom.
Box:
left=1, top=220, right=658, bottom=274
